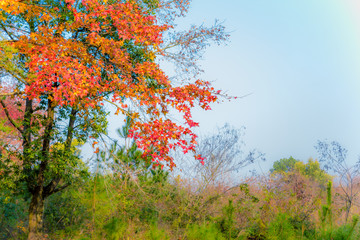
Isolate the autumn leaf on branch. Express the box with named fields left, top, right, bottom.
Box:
left=0, top=1, right=230, bottom=237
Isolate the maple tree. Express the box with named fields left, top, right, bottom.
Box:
left=0, top=0, right=228, bottom=238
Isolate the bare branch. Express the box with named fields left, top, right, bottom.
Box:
left=0, top=90, right=21, bottom=97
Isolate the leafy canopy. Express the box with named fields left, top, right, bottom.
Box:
left=0, top=0, right=229, bottom=170
left=271, top=157, right=332, bottom=186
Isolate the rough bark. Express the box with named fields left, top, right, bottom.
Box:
left=27, top=105, right=77, bottom=239
left=28, top=186, right=45, bottom=240
left=27, top=99, right=54, bottom=240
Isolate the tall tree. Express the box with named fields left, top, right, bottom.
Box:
left=178, top=124, right=264, bottom=189
left=271, top=156, right=298, bottom=173
left=316, top=140, right=360, bottom=223
left=0, top=0, right=228, bottom=238
left=271, top=157, right=331, bottom=188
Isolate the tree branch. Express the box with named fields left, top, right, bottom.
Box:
left=43, top=178, right=70, bottom=198
left=0, top=99, right=23, bottom=134
left=0, top=90, right=21, bottom=97
left=51, top=183, right=70, bottom=195
left=65, top=108, right=78, bottom=150
left=0, top=22, right=15, bottom=40
left=35, top=98, right=55, bottom=194
left=44, top=108, right=78, bottom=198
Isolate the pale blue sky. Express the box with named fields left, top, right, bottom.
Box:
left=177, top=0, right=360, bottom=170
left=98, top=1, right=360, bottom=173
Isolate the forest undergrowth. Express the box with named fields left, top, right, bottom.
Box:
left=2, top=156, right=360, bottom=240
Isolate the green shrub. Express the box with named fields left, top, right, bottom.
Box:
left=288, top=214, right=316, bottom=239
left=0, top=191, right=28, bottom=239
left=140, top=205, right=159, bottom=224
left=266, top=213, right=297, bottom=240
left=317, top=215, right=360, bottom=240
left=146, top=225, right=169, bottom=240
left=186, top=223, right=225, bottom=240
left=246, top=222, right=266, bottom=240
left=44, top=187, right=89, bottom=234
left=103, top=217, right=128, bottom=240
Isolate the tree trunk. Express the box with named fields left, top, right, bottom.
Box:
left=28, top=186, right=45, bottom=240
left=28, top=99, right=54, bottom=240
left=345, top=200, right=352, bottom=223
